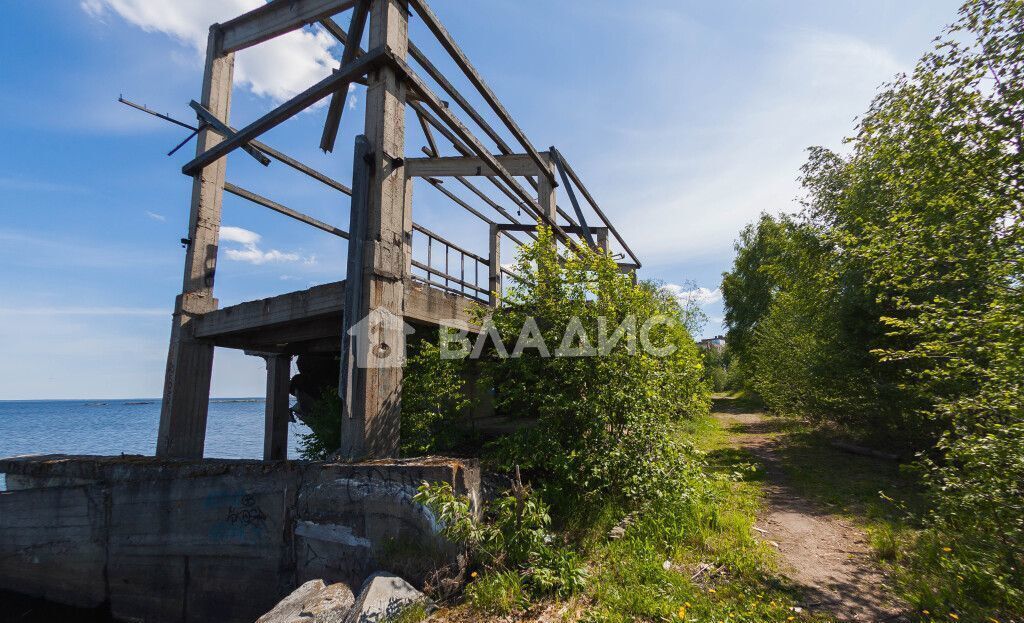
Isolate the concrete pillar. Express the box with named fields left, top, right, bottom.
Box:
left=339, top=0, right=411, bottom=460
left=157, top=27, right=233, bottom=459
left=537, top=159, right=558, bottom=228
left=595, top=227, right=609, bottom=253
left=488, top=223, right=501, bottom=306
left=263, top=354, right=292, bottom=461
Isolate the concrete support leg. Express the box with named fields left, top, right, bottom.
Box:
left=263, top=354, right=292, bottom=461
left=157, top=29, right=234, bottom=459
left=339, top=0, right=411, bottom=461
left=488, top=223, right=501, bottom=306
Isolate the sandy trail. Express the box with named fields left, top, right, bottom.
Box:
left=713, top=403, right=906, bottom=622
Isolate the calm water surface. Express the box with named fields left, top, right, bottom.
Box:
left=0, top=398, right=309, bottom=489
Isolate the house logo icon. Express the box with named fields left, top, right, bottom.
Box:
left=346, top=307, right=416, bottom=368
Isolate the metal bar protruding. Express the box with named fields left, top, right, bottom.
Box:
left=119, top=96, right=354, bottom=195
left=320, top=0, right=371, bottom=153
left=190, top=100, right=271, bottom=166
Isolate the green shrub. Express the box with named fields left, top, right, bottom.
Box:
left=475, top=228, right=710, bottom=508
left=414, top=480, right=588, bottom=601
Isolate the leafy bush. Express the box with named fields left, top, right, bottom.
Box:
left=475, top=228, right=710, bottom=507
left=414, top=479, right=588, bottom=607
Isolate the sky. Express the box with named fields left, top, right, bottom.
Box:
left=0, top=0, right=960, bottom=399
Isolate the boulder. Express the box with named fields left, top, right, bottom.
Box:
left=256, top=579, right=355, bottom=623
left=345, top=572, right=431, bottom=623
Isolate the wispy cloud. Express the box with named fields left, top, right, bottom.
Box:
left=602, top=30, right=903, bottom=267
left=0, top=176, right=90, bottom=194
left=662, top=284, right=722, bottom=307
left=80, top=0, right=341, bottom=103
left=220, top=225, right=311, bottom=265
left=145, top=210, right=166, bottom=222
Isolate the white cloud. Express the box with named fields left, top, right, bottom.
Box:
left=220, top=225, right=308, bottom=265
left=662, top=284, right=722, bottom=307
left=80, top=0, right=341, bottom=103
left=145, top=210, right=166, bottom=222
left=602, top=30, right=904, bottom=267
left=220, top=225, right=261, bottom=246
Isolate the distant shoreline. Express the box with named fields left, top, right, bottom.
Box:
left=0, top=397, right=265, bottom=403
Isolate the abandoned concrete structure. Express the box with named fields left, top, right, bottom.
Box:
left=0, top=1, right=640, bottom=621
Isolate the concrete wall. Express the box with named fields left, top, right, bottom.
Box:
left=0, top=455, right=479, bottom=623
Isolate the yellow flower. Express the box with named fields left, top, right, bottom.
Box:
left=677, top=606, right=687, bottom=619
left=942, top=547, right=952, bottom=552
left=949, top=614, right=959, bottom=620
left=470, top=571, right=477, bottom=578
left=787, top=617, right=795, bottom=621
left=923, top=611, right=930, bottom=615
left=707, top=588, right=716, bottom=593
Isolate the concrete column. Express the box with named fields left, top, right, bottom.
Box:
left=488, top=224, right=501, bottom=306
left=263, top=354, right=292, bottom=461
left=157, top=27, right=234, bottom=459
left=537, top=159, right=558, bottom=227
left=339, top=0, right=411, bottom=460
left=595, top=227, right=609, bottom=253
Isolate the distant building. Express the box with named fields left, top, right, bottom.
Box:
left=699, top=335, right=726, bottom=352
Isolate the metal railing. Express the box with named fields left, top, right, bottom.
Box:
left=411, top=223, right=490, bottom=302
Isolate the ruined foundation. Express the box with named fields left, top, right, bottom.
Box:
left=0, top=455, right=479, bottom=623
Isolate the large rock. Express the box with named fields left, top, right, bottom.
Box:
left=256, top=579, right=355, bottom=623
left=344, top=572, right=431, bottom=623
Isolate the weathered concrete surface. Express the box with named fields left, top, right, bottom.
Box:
left=256, top=579, right=355, bottom=623
left=0, top=455, right=479, bottom=623
left=346, top=572, right=430, bottom=623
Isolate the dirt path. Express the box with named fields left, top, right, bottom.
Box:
left=713, top=403, right=906, bottom=622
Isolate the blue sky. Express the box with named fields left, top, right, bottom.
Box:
left=0, top=0, right=960, bottom=399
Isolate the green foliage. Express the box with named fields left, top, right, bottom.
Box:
left=479, top=228, right=711, bottom=507
left=721, top=0, right=1024, bottom=616
left=297, top=388, right=343, bottom=460
left=462, top=571, right=528, bottom=615
left=414, top=480, right=587, bottom=606
left=399, top=339, right=472, bottom=456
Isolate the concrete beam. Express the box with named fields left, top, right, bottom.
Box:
left=404, top=153, right=549, bottom=178
left=220, top=0, right=357, bottom=53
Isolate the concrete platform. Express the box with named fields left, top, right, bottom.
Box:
left=191, top=280, right=480, bottom=354
left=0, top=454, right=479, bottom=623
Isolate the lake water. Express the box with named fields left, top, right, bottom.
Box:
left=0, top=398, right=309, bottom=490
